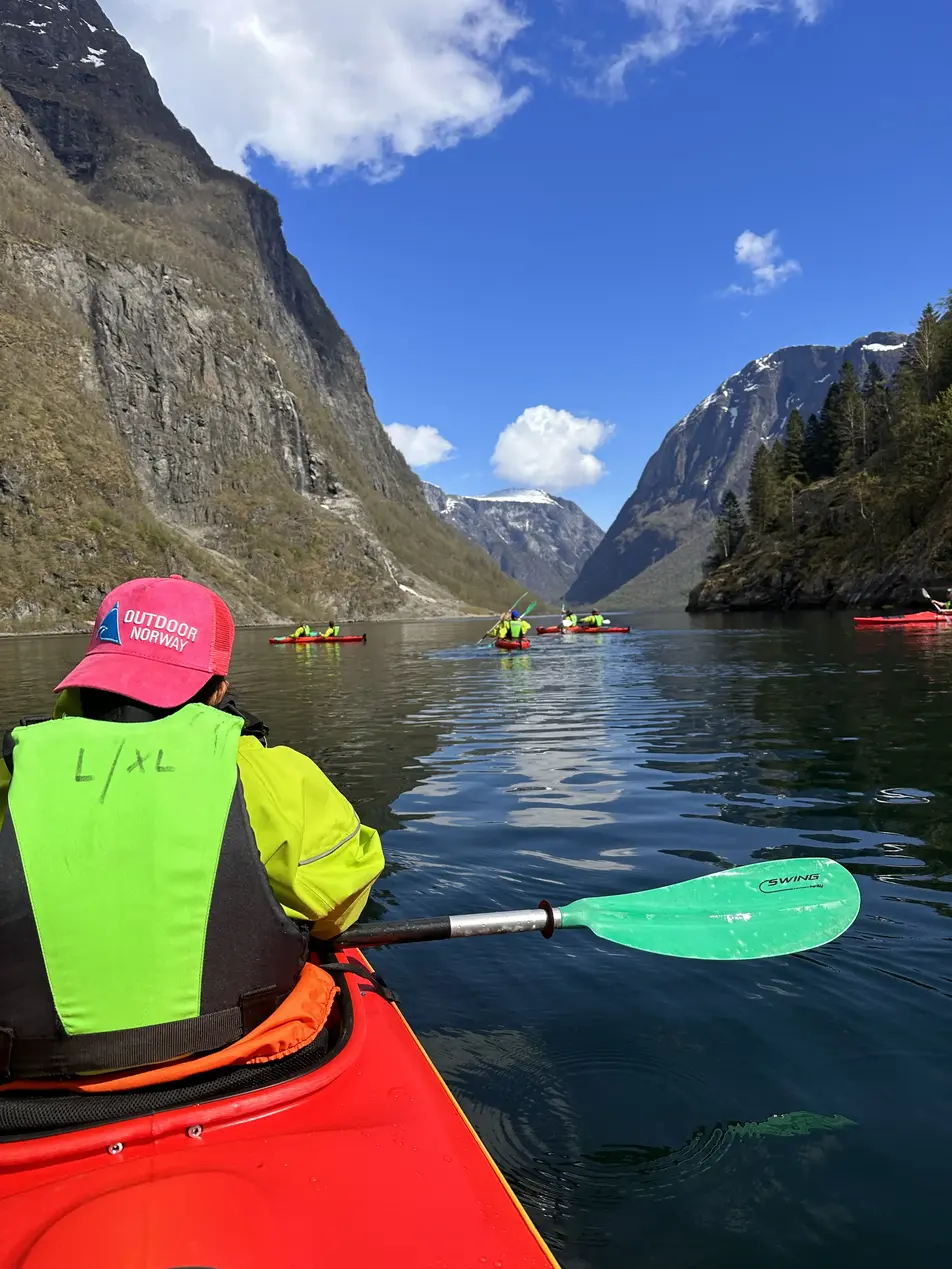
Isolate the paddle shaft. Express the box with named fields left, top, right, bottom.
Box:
left=478, top=592, right=529, bottom=643
left=922, top=589, right=951, bottom=623
left=335, top=906, right=562, bottom=947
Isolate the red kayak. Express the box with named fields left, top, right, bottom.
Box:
left=853, top=611, right=949, bottom=627
left=495, top=637, right=531, bottom=650
left=270, top=634, right=367, bottom=644
left=0, top=949, right=559, bottom=1269
left=536, top=626, right=631, bottom=635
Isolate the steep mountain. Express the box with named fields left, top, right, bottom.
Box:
left=0, top=0, right=519, bottom=628
left=422, top=485, right=604, bottom=600
left=567, top=335, right=907, bottom=606
left=689, top=297, right=952, bottom=612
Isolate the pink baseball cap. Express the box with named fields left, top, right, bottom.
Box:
left=56, top=576, right=235, bottom=708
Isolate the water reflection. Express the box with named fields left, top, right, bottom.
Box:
left=3, top=613, right=952, bottom=1268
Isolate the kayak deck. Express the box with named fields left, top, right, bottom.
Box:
left=0, top=950, right=558, bottom=1269
left=495, top=637, right=531, bottom=650
left=269, top=634, right=367, bottom=644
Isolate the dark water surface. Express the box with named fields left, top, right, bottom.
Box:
left=3, top=613, right=951, bottom=1268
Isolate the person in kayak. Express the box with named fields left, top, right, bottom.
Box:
left=496, top=610, right=530, bottom=640
left=292, top=622, right=313, bottom=638
left=579, top=610, right=606, bottom=628
left=322, top=622, right=341, bottom=638
left=561, top=609, right=578, bottom=629
left=0, top=575, right=384, bottom=1088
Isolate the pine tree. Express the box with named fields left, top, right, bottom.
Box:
left=747, top=444, right=779, bottom=533
left=903, top=304, right=943, bottom=403
left=937, top=292, right=952, bottom=397
left=862, top=361, right=892, bottom=455
left=712, top=491, right=747, bottom=562
left=803, top=384, right=842, bottom=481
left=836, top=361, right=866, bottom=471
left=778, top=408, right=807, bottom=483
left=802, top=413, right=824, bottom=482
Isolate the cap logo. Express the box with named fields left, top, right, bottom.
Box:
left=96, top=603, right=122, bottom=647
left=123, top=609, right=199, bottom=654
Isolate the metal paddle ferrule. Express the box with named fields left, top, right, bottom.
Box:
left=335, top=905, right=563, bottom=948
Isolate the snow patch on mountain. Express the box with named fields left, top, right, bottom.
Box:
left=423, top=483, right=603, bottom=599
left=568, top=333, right=908, bottom=605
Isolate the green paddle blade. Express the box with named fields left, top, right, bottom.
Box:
left=560, top=858, right=860, bottom=960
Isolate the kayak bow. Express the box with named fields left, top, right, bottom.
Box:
left=0, top=949, right=559, bottom=1269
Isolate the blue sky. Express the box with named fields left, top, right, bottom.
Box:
left=111, top=0, right=951, bottom=530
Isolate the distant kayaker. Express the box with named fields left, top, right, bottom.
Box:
left=323, top=622, right=342, bottom=638
left=561, top=609, right=578, bottom=629
left=0, top=575, right=384, bottom=1087
left=292, top=622, right=313, bottom=638
left=579, top=609, right=606, bottom=628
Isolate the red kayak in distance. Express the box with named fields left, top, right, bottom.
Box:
left=853, top=611, right=950, bottom=627
left=536, top=626, right=632, bottom=635
left=270, top=634, right=367, bottom=644
left=495, top=637, right=531, bottom=650
left=0, top=949, right=559, bottom=1269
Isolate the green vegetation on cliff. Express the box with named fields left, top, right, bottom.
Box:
left=691, top=292, right=952, bottom=612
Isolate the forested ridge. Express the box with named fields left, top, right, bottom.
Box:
left=690, top=291, right=952, bottom=611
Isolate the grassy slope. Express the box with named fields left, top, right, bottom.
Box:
left=585, top=535, right=708, bottom=611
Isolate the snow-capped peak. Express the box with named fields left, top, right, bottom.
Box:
left=467, top=488, right=558, bottom=505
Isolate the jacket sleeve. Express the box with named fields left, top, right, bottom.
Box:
left=237, top=736, right=385, bottom=940
left=0, top=690, right=77, bottom=827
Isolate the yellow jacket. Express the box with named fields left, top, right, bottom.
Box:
left=493, top=619, right=530, bottom=638
left=0, top=694, right=384, bottom=941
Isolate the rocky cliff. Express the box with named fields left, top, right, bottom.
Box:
left=686, top=472, right=952, bottom=613
left=0, top=0, right=519, bottom=628
left=422, top=484, right=603, bottom=600
left=567, top=335, right=907, bottom=606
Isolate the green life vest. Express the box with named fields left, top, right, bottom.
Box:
left=506, top=620, right=525, bottom=639
left=0, top=705, right=306, bottom=1080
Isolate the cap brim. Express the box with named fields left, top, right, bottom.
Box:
left=55, top=650, right=214, bottom=709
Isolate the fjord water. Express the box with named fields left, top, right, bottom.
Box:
left=3, top=614, right=951, bottom=1268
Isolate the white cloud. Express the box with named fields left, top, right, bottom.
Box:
left=491, top=406, right=613, bottom=491
left=725, top=229, right=801, bottom=296
left=385, top=423, right=455, bottom=467
left=106, top=0, right=530, bottom=178
left=604, top=0, right=825, bottom=89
